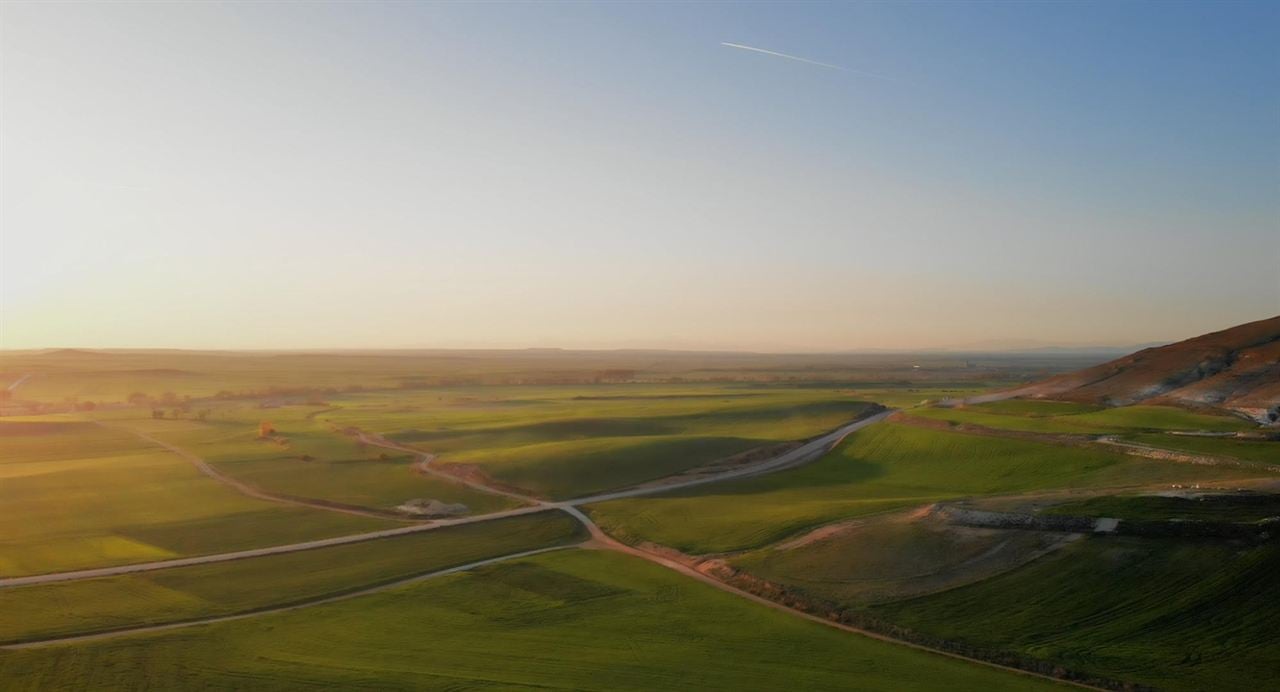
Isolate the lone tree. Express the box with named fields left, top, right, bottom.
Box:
left=258, top=420, right=275, bottom=438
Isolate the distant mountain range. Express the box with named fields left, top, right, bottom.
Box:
left=1016, top=316, right=1280, bottom=424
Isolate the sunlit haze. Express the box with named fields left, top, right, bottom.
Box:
left=2, top=1, right=1277, bottom=351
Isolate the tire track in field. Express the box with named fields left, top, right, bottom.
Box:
left=99, top=422, right=424, bottom=523
left=6, top=373, right=32, bottom=392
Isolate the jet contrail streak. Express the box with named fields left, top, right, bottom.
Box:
left=720, top=42, right=894, bottom=81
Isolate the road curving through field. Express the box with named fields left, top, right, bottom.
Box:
left=1, top=407, right=1112, bottom=688
left=3, top=410, right=890, bottom=588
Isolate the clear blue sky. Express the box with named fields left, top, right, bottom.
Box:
left=2, top=1, right=1277, bottom=350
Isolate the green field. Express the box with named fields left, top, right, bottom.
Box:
left=324, top=389, right=879, bottom=499
left=872, top=537, right=1280, bottom=691
left=585, top=422, right=1237, bottom=554
left=0, top=549, right=1065, bottom=691
left=0, top=349, right=1044, bottom=407
left=1123, top=433, right=1280, bottom=465
left=1044, top=493, right=1280, bottom=522
left=0, top=419, right=387, bottom=576
left=4, top=345, right=1274, bottom=690
left=444, top=434, right=765, bottom=499
left=127, top=405, right=521, bottom=515
left=912, top=402, right=1255, bottom=435
left=963, top=400, right=1105, bottom=417
left=731, top=513, right=1069, bottom=606
left=0, top=512, right=584, bottom=644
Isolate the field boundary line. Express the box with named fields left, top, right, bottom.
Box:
left=97, top=422, right=424, bottom=522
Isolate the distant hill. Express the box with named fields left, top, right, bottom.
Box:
left=1017, top=316, right=1280, bottom=424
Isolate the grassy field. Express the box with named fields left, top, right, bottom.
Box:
left=962, top=400, right=1105, bottom=416
left=127, top=405, right=520, bottom=514
left=585, top=422, right=1245, bottom=554
left=0, top=348, right=1059, bottom=406
left=0, top=512, right=584, bottom=644
left=444, top=434, right=764, bottom=499
left=871, top=536, right=1280, bottom=692
left=1044, top=493, right=1280, bottom=522
left=731, top=513, right=1069, bottom=606
left=912, top=402, right=1255, bottom=435
left=6, top=347, right=1271, bottom=689
left=323, top=388, right=881, bottom=499
left=122, top=388, right=881, bottom=503
left=0, top=549, right=1065, bottom=691
left=0, top=419, right=387, bottom=576
left=1123, top=432, right=1280, bottom=464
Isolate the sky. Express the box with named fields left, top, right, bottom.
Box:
left=2, top=1, right=1277, bottom=351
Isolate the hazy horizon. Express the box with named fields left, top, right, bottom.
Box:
left=0, top=331, right=1197, bottom=354
left=3, top=1, right=1277, bottom=351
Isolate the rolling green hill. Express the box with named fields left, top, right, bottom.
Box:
left=0, top=550, right=1065, bottom=691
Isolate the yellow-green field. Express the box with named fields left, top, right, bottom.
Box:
left=0, top=512, right=583, bottom=644
left=912, top=401, right=1255, bottom=434
left=871, top=537, right=1280, bottom=692
left=123, top=404, right=521, bottom=514
left=729, top=511, right=1070, bottom=605
left=344, top=390, right=881, bottom=498
left=585, top=422, right=1260, bottom=554
left=0, top=419, right=387, bottom=576
left=3, top=346, right=1275, bottom=691
left=0, top=550, right=1064, bottom=691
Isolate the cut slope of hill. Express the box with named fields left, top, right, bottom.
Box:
left=1017, top=316, right=1280, bottom=423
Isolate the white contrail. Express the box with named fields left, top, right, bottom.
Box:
left=720, top=42, right=894, bottom=81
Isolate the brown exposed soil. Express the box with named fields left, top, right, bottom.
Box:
left=1015, top=315, right=1280, bottom=421
left=430, top=461, right=544, bottom=500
